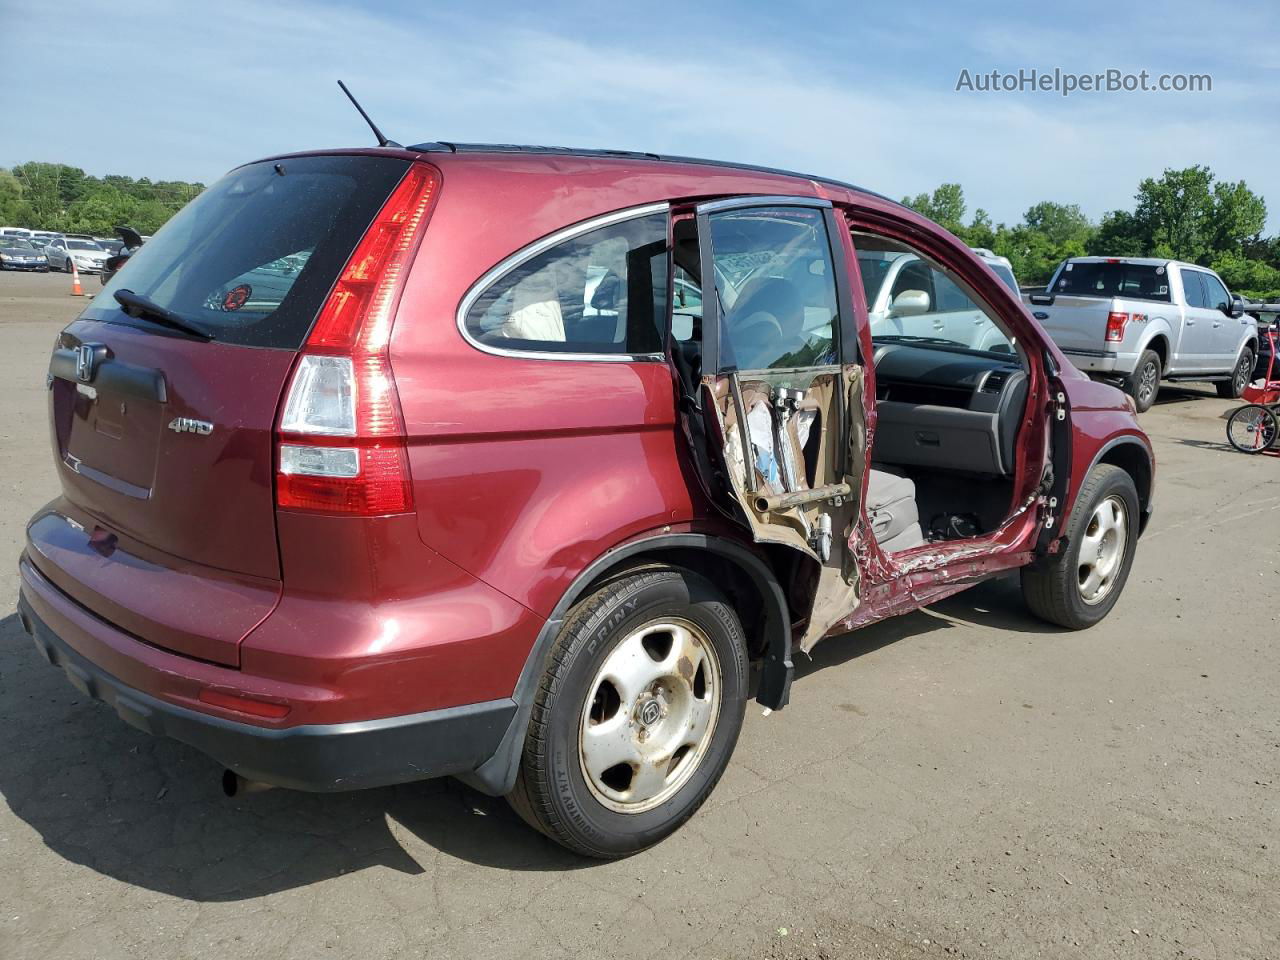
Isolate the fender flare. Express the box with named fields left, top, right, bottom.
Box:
left=1135, top=319, right=1175, bottom=367
left=458, top=532, right=792, bottom=797
left=1082, top=435, right=1155, bottom=533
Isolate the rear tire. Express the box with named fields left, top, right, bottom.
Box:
left=1021, top=465, right=1140, bottom=630
left=1128, top=350, right=1161, bottom=412
left=507, top=567, right=748, bottom=858
left=1216, top=346, right=1255, bottom=399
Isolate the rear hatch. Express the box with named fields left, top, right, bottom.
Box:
left=31, top=154, right=412, bottom=665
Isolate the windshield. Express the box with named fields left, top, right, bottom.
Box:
left=90, top=155, right=410, bottom=349
left=3, top=238, right=35, bottom=249
left=1053, top=261, right=1171, bottom=303
left=67, top=240, right=102, bottom=251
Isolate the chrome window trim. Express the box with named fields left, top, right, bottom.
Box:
left=456, top=201, right=671, bottom=363
left=695, top=195, right=833, bottom=215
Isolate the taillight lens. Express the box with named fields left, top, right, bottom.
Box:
left=1105, top=311, right=1128, bottom=343
left=275, top=163, right=439, bottom=515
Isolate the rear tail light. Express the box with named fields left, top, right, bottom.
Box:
left=1105, top=311, right=1129, bottom=343
left=275, top=163, right=439, bottom=515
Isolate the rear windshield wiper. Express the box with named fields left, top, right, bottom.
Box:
left=113, top=289, right=214, bottom=341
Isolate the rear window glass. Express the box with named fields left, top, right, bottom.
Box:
left=90, top=155, right=409, bottom=349
left=1054, top=262, right=1171, bottom=303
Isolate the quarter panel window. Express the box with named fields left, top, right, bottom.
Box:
left=464, top=213, right=668, bottom=356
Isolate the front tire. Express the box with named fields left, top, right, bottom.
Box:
left=507, top=567, right=749, bottom=858
left=1216, top=346, right=1255, bottom=399
left=1128, top=350, right=1161, bottom=412
left=1021, top=465, right=1140, bottom=629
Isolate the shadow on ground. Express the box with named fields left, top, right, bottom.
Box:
left=0, top=575, right=1050, bottom=900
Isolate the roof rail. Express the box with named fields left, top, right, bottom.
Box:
left=404, top=141, right=901, bottom=207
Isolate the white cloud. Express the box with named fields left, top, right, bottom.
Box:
left=4, top=0, right=1277, bottom=231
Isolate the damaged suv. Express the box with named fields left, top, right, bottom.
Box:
left=17, top=145, right=1153, bottom=857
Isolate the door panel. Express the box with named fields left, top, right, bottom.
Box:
left=1177, top=268, right=1216, bottom=369
left=685, top=198, right=867, bottom=651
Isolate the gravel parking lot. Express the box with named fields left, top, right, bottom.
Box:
left=1, top=270, right=1277, bottom=960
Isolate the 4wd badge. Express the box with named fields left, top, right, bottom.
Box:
left=167, top=417, right=214, bottom=436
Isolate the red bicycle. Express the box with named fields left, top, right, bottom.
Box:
left=1227, top=324, right=1279, bottom=454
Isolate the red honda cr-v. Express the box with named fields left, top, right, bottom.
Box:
left=17, top=144, right=1153, bottom=857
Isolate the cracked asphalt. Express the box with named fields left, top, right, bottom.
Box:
left=1, top=271, right=1277, bottom=959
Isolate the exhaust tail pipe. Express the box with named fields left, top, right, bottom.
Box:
left=221, top=769, right=275, bottom=797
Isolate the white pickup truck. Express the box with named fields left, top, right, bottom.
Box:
left=1025, top=257, right=1258, bottom=411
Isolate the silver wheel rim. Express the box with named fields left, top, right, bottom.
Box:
left=578, top=618, right=722, bottom=814
left=1078, top=495, right=1128, bottom=605
left=1137, top=362, right=1158, bottom=404
left=1235, top=354, right=1251, bottom=392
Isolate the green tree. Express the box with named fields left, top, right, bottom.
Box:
left=903, top=183, right=966, bottom=234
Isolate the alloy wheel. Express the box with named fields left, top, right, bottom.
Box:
left=1137, top=361, right=1158, bottom=406
left=1078, top=495, right=1129, bottom=605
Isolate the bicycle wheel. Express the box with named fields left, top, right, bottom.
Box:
left=1226, top=404, right=1279, bottom=454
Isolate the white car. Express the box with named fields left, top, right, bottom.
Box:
left=44, top=237, right=109, bottom=274
left=859, top=246, right=1021, bottom=353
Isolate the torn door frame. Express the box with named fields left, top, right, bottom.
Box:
left=690, top=194, right=870, bottom=654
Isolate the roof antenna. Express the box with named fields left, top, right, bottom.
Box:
left=336, top=80, right=401, bottom=148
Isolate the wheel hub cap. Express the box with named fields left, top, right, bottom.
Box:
left=578, top=619, right=722, bottom=814
left=1078, top=495, right=1128, bottom=605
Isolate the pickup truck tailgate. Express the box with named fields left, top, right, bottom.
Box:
left=1031, top=296, right=1113, bottom=354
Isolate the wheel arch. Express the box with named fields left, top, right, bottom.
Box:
left=1142, top=332, right=1170, bottom=368
left=458, top=532, right=792, bottom=797
left=1087, top=437, right=1154, bottom=534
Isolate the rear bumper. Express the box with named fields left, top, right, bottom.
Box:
left=1061, top=348, right=1131, bottom=375
left=16, top=560, right=517, bottom=792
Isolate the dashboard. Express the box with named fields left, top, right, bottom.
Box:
left=870, top=341, right=1029, bottom=475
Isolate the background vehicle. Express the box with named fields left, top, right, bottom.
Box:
left=17, top=146, right=1153, bottom=858
left=0, top=226, right=33, bottom=238
left=860, top=246, right=1021, bottom=352
left=0, top=236, right=50, bottom=271
left=43, top=236, right=108, bottom=273
left=1026, top=257, right=1257, bottom=411
left=98, top=225, right=144, bottom=284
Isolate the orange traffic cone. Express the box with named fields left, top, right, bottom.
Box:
left=70, top=260, right=85, bottom=297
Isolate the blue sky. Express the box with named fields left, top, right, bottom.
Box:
left=5, top=0, right=1279, bottom=230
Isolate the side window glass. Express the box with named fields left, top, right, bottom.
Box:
left=464, top=212, right=668, bottom=355
left=707, top=206, right=839, bottom=370
left=1181, top=270, right=1207, bottom=308
left=1201, top=273, right=1229, bottom=311
left=855, top=232, right=1017, bottom=356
